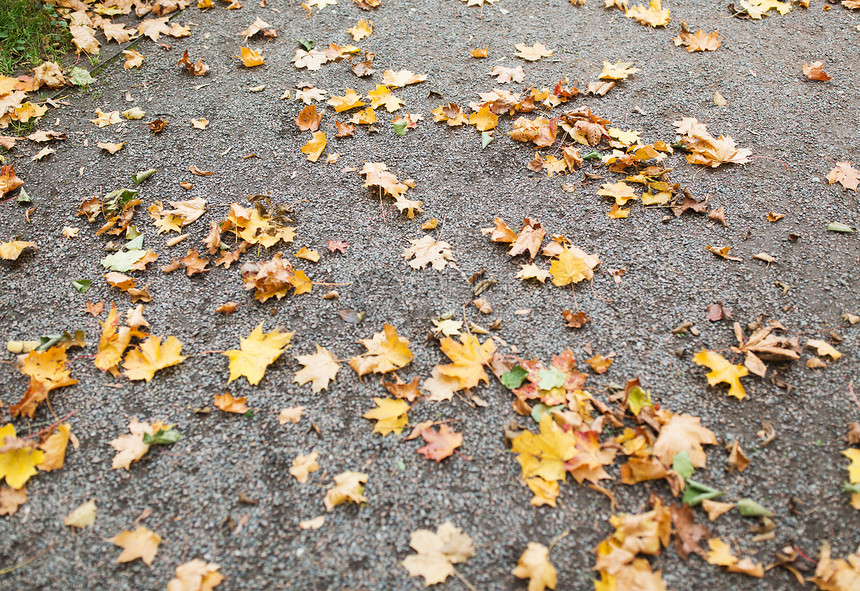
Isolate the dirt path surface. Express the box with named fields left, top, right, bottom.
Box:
left=1, top=0, right=860, bottom=589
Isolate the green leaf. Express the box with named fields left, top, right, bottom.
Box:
left=102, top=188, right=138, bottom=216
left=142, top=426, right=182, bottom=445
left=124, top=234, right=144, bottom=251
left=682, top=479, right=723, bottom=506
left=69, top=66, right=95, bottom=87
left=842, top=482, right=860, bottom=494
left=672, top=450, right=694, bottom=480
left=393, top=119, right=408, bottom=136
left=737, top=498, right=773, bottom=517
left=583, top=151, right=602, bottom=161
left=827, top=222, right=856, bottom=233
left=72, top=279, right=91, bottom=293
left=298, top=38, right=314, bottom=51
left=243, top=410, right=254, bottom=418
left=500, top=365, right=528, bottom=389
left=481, top=131, right=494, bottom=149
left=101, top=250, right=144, bottom=272
left=537, top=367, right=566, bottom=390
left=530, top=403, right=564, bottom=424
left=626, top=385, right=652, bottom=416
left=16, top=187, right=31, bottom=203
left=397, top=460, right=406, bottom=471
left=132, top=169, right=157, bottom=185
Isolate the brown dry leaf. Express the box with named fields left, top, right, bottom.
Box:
left=296, top=104, right=322, bottom=131
left=214, top=393, right=249, bottom=414
left=123, top=49, right=145, bottom=69
left=512, top=542, right=557, bottom=591
left=70, top=24, right=100, bottom=55
left=148, top=119, right=168, bottom=133
left=0, top=485, right=27, bottom=516
left=563, top=310, right=590, bottom=328
left=727, top=439, right=750, bottom=471
left=86, top=301, right=104, bottom=317
left=811, top=543, right=860, bottom=591
left=382, top=376, right=421, bottom=401
left=803, top=61, right=831, bottom=81
left=110, top=526, right=161, bottom=565
left=671, top=504, right=707, bottom=560
left=97, top=142, right=125, bottom=154
left=177, top=49, right=209, bottom=76
left=216, top=302, right=238, bottom=315
left=290, top=451, right=321, bottom=483
left=471, top=46, right=489, bottom=58
left=0, top=165, right=24, bottom=198
left=701, top=499, right=735, bottom=521
left=240, top=17, right=275, bottom=40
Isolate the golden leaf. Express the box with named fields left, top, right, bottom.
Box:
left=123, top=336, right=187, bottom=382
left=301, top=131, right=326, bottom=162
left=224, top=323, right=294, bottom=385
left=110, top=526, right=162, bottom=565
left=323, top=471, right=368, bottom=510
left=512, top=543, right=557, bottom=591
left=693, top=349, right=749, bottom=399
left=348, top=324, right=413, bottom=377
left=362, top=397, right=409, bottom=436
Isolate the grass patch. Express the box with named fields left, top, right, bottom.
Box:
left=0, top=0, right=71, bottom=76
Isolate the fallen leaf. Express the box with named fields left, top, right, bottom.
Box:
left=803, top=60, right=831, bottom=81
left=166, top=559, right=225, bottom=591
left=416, top=425, right=463, bottom=462
left=294, top=345, right=340, bottom=392
left=290, top=451, right=320, bottom=483
left=64, top=499, right=97, bottom=528
left=402, top=521, right=475, bottom=585
left=214, top=393, right=249, bottom=414
left=403, top=235, right=454, bottom=270
left=515, top=42, right=553, bottom=61
left=513, top=542, right=557, bottom=591
left=693, top=349, right=749, bottom=399
left=363, top=397, right=409, bottom=436
left=110, top=526, right=161, bottom=566
left=123, top=336, right=187, bottom=382
left=278, top=407, right=305, bottom=424
left=349, top=324, right=413, bottom=377
left=239, top=47, right=265, bottom=67
left=323, top=471, right=368, bottom=510
left=224, top=323, right=294, bottom=385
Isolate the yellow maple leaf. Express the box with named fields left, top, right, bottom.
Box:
left=598, top=181, right=639, bottom=205
left=435, top=333, right=496, bottom=390
left=301, top=131, right=326, bottom=162
left=295, top=247, right=320, bottom=262
left=740, top=0, right=792, bottom=18
left=0, top=240, right=37, bottom=260
left=327, top=88, right=366, bottom=112
left=469, top=105, right=499, bottom=131
left=294, top=345, right=340, bottom=392
left=224, top=323, right=294, bottom=385
left=367, top=84, right=404, bottom=112
left=705, top=538, right=737, bottom=566
left=844, top=449, right=860, bottom=484
left=13, top=345, right=78, bottom=418
left=95, top=305, right=140, bottom=374
left=511, top=415, right=577, bottom=483
left=693, top=349, right=749, bottom=400
left=110, top=526, right=162, bottom=566
left=513, top=543, right=557, bottom=591
left=324, top=471, right=368, bottom=511
left=363, top=397, right=409, bottom=436
left=0, top=424, right=45, bottom=489
left=348, top=323, right=413, bottom=376
left=599, top=61, right=640, bottom=80
left=550, top=247, right=600, bottom=286
left=239, top=47, right=264, bottom=67
left=526, top=477, right=559, bottom=507
left=123, top=336, right=187, bottom=382
left=36, top=423, right=71, bottom=472
left=348, top=19, right=373, bottom=41
left=625, top=0, right=670, bottom=26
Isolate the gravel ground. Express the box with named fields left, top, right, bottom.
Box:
left=1, top=0, right=859, bottom=589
